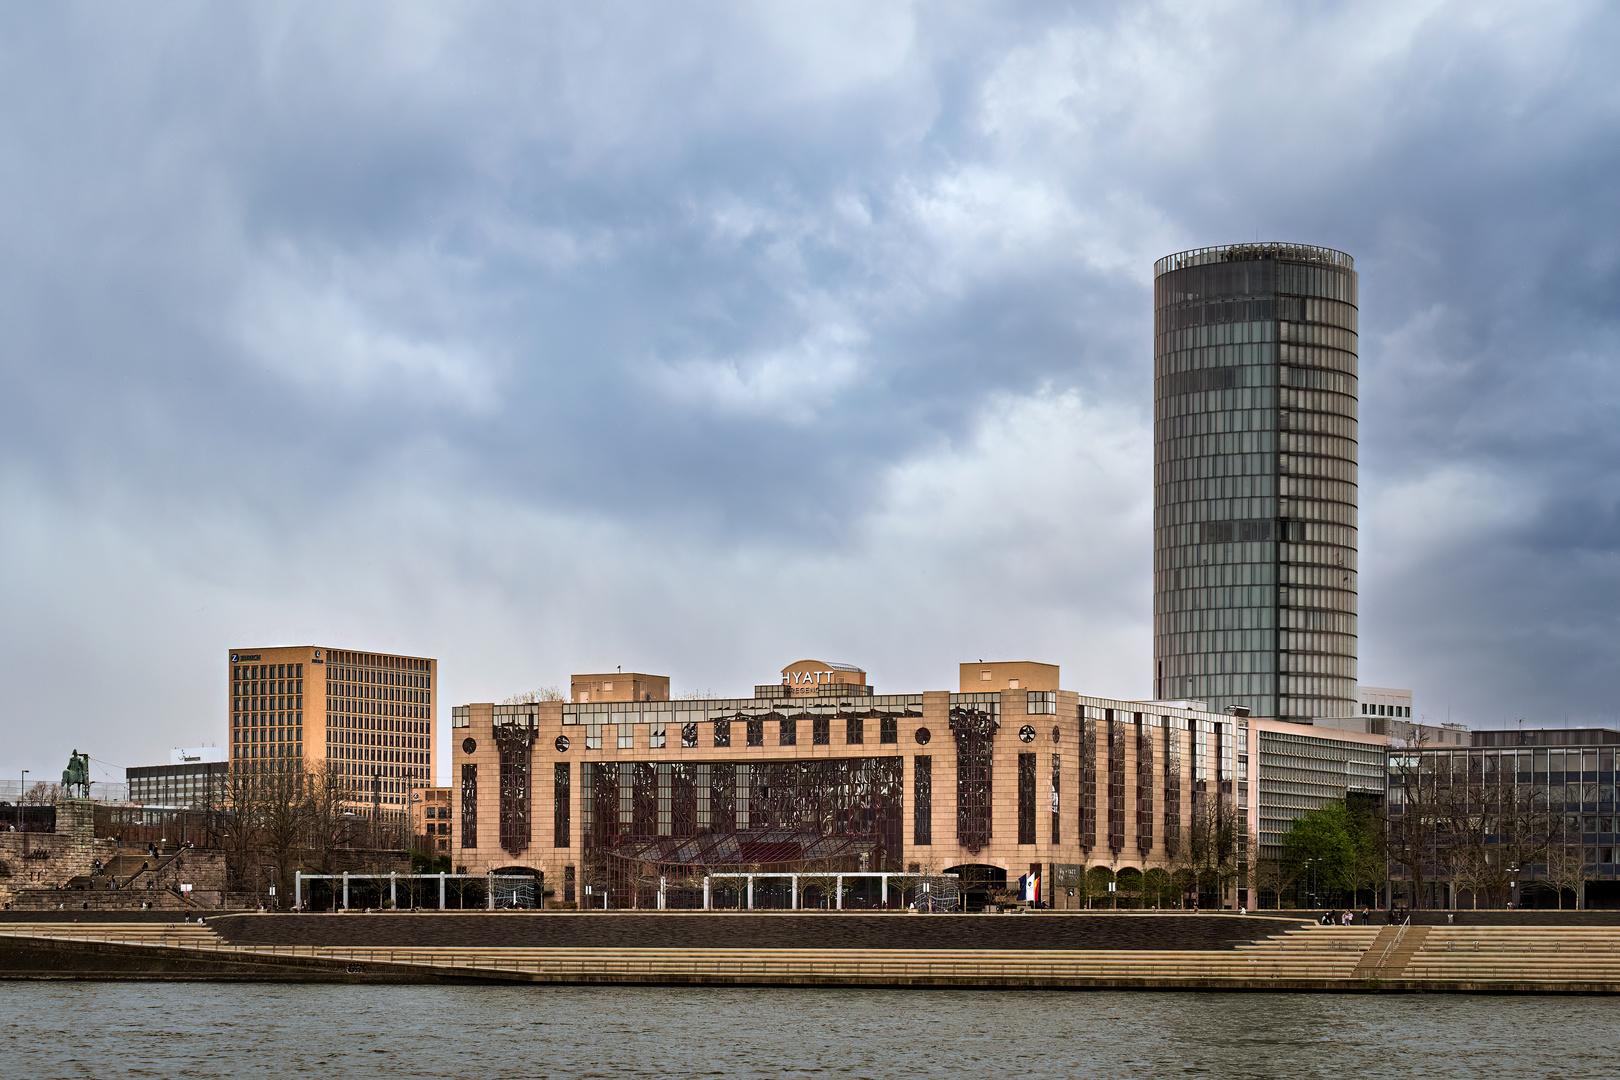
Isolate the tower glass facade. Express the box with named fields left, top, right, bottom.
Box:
left=1153, top=243, right=1357, bottom=720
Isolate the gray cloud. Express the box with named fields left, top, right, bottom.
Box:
left=3, top=1, right=1620, bottom=784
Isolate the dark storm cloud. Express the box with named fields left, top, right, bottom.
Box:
left=2, top=1, right=1619, bottom=782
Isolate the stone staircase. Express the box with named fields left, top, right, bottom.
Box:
left=0, top=921, right=224, bottom=949
left=8, top=919, right=1620, bottom=988
left=1401, top=927, right=1620, bottom=983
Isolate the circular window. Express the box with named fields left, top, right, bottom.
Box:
left=461, top=737, right=477, bottom=754
left=914, top=727, right=932, bottom=745
left=1018, top=724, right=1036, bottom=743
left=1052, top=725, right=1061, bottom=743
left=555, top=735, right=570, bottom=753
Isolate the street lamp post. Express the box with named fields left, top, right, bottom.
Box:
left=1508, top=863, right=1520, bottom=910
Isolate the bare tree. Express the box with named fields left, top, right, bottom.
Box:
left=1385, top=737, right=1443, bottom=908
left=503, top=687, right=564, bottom=704
left=1543, top=832, right=1590, bottom=910
left=23, top=781, right=61, bottom=804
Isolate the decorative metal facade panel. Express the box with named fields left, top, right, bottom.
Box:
left=1080, top=708, right=1097, bottom=851
left=1017, top=752, right=1037, bottom=845
left=950, top=703, right=999, bottom=853
left=1136, top=713, right=1155, bottom=855
left=1107, top=710, right=1126, bottom=854
left=913, top=755, right=932, bottom=846
left=459, top=763, right=477, bottom=849
left=553, top=762, right=570, bottom=848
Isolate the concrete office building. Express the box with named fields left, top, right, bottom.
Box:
left=1153, top=243, right=1359, bottom=722
left=127, top=747, right=228, bottom=808
left=449, top=661, right=1256, bottom=911
left=1390, top=727, right=1620, bottom=908
left=227, top=646, right=438, bottom=809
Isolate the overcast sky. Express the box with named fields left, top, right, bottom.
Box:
left=4, top=2, right=1619, bottom=789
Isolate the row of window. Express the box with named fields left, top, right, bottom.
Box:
left=1157, top=408, right=1277, bottom=442
left=1156, top=451, right=1276, bottom=482
left=1156, top=496, right=1277, bottom=526
left=1278, top=342, right=1359, bottom=376
left=1280, top=364, right=1356, bottom=397
left=1158, top=562, right=1276, bottom=589
left=1279, top=409, right=1357, bottom=440
left=233, top=663, right=303, bottom=681
left=582, top=715, right=908, bottom=751
left=1156, top=387, right=1278, bottom=421
left=1156, top=430, right=1276, bottom=463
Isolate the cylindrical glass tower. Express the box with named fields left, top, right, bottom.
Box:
left=1152, top=243, right=1357, bottom=720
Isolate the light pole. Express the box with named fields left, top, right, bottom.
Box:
left=1508, top=863, right=1520, bottom=910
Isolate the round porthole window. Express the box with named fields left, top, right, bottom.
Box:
left=915, top=727, right=932, bottom=745
left=555, top=735, right=570, bottom=753
left=1018, top=725, right=1036, bottom=743
left=462, top=737, right=477, bottom=754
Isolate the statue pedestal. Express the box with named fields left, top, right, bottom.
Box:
left=55, top=798, right=97, bottom=840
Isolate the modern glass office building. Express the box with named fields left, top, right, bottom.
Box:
left=1153, top=243, right=1358, bottom=720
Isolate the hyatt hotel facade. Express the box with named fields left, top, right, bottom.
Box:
left=449, top=659, right=1270, bottom=909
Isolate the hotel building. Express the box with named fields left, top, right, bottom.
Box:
left=449, top=660, right=1266, bottom=910
left=227, top=646, right=437, bottom=809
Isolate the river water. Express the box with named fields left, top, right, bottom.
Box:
left=1, top=983, right=1614, bottom=1078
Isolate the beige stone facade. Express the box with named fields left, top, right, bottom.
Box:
left=227, top=645, right=437, bottom=810
left=448, top=664, right=1285, bottom=910
left=411, top=785, right=453, bottom=854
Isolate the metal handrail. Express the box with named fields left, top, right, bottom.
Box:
left=1369, top=916, right=1410, bottom=973
left=1155, top=242, right=1355, bottom=276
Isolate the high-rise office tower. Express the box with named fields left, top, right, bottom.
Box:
left=228, top=645, right=437, bottom=808
left=1153, top=244, right=1358, bottom=720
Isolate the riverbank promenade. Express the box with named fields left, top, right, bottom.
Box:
left=4, top=912, right=1620, bottom=992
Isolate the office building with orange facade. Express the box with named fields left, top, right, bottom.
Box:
left=227, top=645, right=437, bottom=810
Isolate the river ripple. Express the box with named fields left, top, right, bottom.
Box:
left=1, top=983, right=1614, bottom=1079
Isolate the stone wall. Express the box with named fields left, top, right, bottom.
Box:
left=210, top=911, right=1304, bottom=950
left=0, top=800, right=116, bottom=907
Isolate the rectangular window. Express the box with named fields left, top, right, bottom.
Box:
left=813, top=715, right=830, bottom=745
left=880, top=715, right=897, bottom=744
left=713, top=719, right=731, bottom=748
left=914, top=755, right=933, bottom=846
left=779, top=718, right=797, bottom=746
left=846, top=716, right=864, bottom=744
left=553, top=763, right=571, bottom=848
left=618, top=724, right=635, bottom=750
left=1027, top=691, right=1056, bottom=715
left=586, top=724, right=602, bottom=751
left=1018, top=752, right=1037, bottom=845
left=649, top=723, right=666, bottom=749
left=681, top=722, right=699, bottom=748
left=746, top=717, right=764, bottom=747
left=460, top=763, right=477, bottom=849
